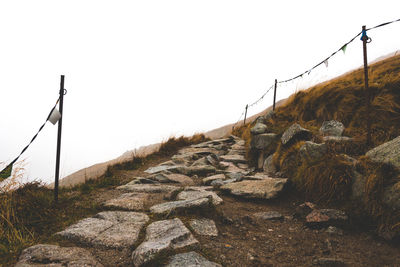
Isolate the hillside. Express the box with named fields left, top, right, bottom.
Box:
left=2, top=54, right=400, bottom=266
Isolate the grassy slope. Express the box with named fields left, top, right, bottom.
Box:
left=234, top=54, right=400, bottom=236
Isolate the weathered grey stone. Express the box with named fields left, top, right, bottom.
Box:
left=299, top=141, right=327, bottom=162
left=211, top=178, right=237, bottom=188
left=251, top=133, right=278, bottom=150
left=144, top=164, right=185, bottom=174
left=220, top=161, right=247, bottom=174
left=225, top=172, right=245, bottom=180
left=177, top=189, right=223, bottom=206
left=244, top=173, right=273, bottom=180
left=366, top=136, right=400, bottom=171
left=178, top=147, right=221, bottom=157
left=306, top=209, right=348, bottom=228
left=253, top=211, right=284, bottom=220
left=281, top=123, right=311, bottom=145
left=263, top=154, right=277, bottom=174
left=191, top=157, right=211, bottom=167
left=206, top=154, right=219, bottom=166
left=319, top=120, right=345, bottom=137
left=189, top=218, right=218, bottom=237
left=117, top=183, right=181, bottom=194
left=150, top=198, right=211, bottom=216
left=237, top=163, right=249, bottom=169
left=326, top=226, right=344, bottom=235
left=250, top=123, right=268, bottom=135
left=151, top=172, right=194, bottom=185
left=132, top=218, right=199, bottom=266
left=184, top=186, right=214, bottom=191
left=203, top=174, right=226, bottom=185
left=219, top=154, right=247, bottom=164
left=103, top=193, right=148, bottom=211
left=220, top=178, right=287, bottom=199
left=166, top=252, right=221, bottom=267
left=56, top=211, right=149, bottom=249
left=383, top=181, right=400, bottom=211
left=16, top=244, right=103, bottom=267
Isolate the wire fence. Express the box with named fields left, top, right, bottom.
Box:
left=232, top=18, right=400, bottom=130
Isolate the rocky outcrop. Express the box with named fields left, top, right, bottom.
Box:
left=132, top=218, right=199, bottom=266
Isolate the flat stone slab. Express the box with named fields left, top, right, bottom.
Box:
left=103, top=193, right=148, bottom=211
left=177, top=189, right=223, bottom=206
left=117, top=183, right=181, bottom=194
left=220, top=161, right=248, bottom=174
left=151, top=172, right=194, bottom=185
left=166, top=252, right=221, bottom=267
left=186, top=165, right=217, bottom=176
left=220, top=178, right=287, bottom=199
left=306, top=209, right=348, bottom=228
left=150, top=198, right=211, bottom=216
left=15, top=244, right=103, bottom=267
left=189, top=218, right=218, bottom=236
left=253, top=211, right=284, bottom=220
left=145, top=164, right=185, bottom=174
left=132, top=218, right=199, bottom=266
left=243, top=173, right=274, bottom=180
left=56, top=211, right=149, bottom=249
left=219, top=154, right=247, bottom=164
left=203, top=174, right=226, bottom=185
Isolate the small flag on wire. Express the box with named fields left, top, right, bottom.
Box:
left=341, top=44, right=347, bottom=54
left=324, top=59, right=329, bottom=68
left=48, top=108, right=62, bottom=125
left=0, top=163, right=13, bottom=180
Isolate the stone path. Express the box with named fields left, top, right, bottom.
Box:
left=17, top=135, right=288, bottom=266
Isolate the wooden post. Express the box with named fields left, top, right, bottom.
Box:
left=273, top=79, right=277, bottom=111
left=361, top=26, right=371, bottom=146
left=243, top=104, right=248, bottom=125
left=54, top=75, right=65, bottom=203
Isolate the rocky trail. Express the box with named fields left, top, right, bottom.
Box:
left=15, top=136, right=400, bottom=266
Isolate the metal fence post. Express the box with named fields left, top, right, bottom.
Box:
left=54, top=75, right=65, bottom=203
left=243, top=104, right=248, bottom=125
left=361, top=26, right=371, bottom=146
left=273, top=79, right=277, bottom=111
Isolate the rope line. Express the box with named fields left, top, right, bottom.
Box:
left=0, top=98, right=60, bottom=176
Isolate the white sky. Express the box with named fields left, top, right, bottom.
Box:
left=1, top=0, right=399, bottom=185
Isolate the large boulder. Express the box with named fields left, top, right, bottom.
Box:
left=220, top=178, right=287, bottom=199
left=366, top=136, right=400, bottom=171
left=16, top=244, right=103, bottom=267
left=250, top=133, right=278, bottom=150
left=319, top=120, right=345, bottom=136
left=250, top=123, right=268, bottom=135
left=299, top=141, right=327, bottom=162
left=132, top=218, right=199, bottom=266
left=56, top=211, right=149, bottom=249
left=281, top=123, right=312, bottom=146
left=263, top=154, right=277, bottom=174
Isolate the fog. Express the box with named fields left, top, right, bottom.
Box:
left=1, top=0, right=399, bottom=185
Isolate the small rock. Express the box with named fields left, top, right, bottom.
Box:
left=323, top=136, right=353, bottom=142
left=187, top=165, right=217, bottom=176
left=144, top=164, right=185, bottom=174
left=306, top=209, right=348, bottom=228
left=219, top=154, right=247, bottom=164
left=294, top=202, right=316, bottom=219
left=203, top=174, right=226, bottom=185
left=326, top=226, right=343, bottom=235
left=189, top=218, right=218, bottom=237
left=166, top=252, right=221, bottom=267
left=319, top=120, right=345, bottom=137
left=150, top=172, right=194, bottom=185
left=263, top=154, right=277, bottom=175
left=177, top=189, right=223, bottom=206
left=253, top=211, right=284, bottom=221
left=15, top=244, right=103, bottom=267
left=313, top=257, right=346, bottom=266
left=299, top=141, right=327, bottom=162
left=150, top=198, right=211, bottom=216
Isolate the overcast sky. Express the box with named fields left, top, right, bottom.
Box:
left=1, top=0, right=399, bottom=185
